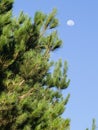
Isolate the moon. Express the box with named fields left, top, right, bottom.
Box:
left=66, top=19, right=75, bottom=26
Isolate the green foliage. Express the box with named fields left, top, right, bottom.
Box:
left=0, top=0, right=70, bottom=130
left=92, top=119, right=96, bottom=130
left=86, top=119, right=96, bottom=130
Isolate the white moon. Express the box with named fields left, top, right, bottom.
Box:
left=67, top=19, right=75, bottom=26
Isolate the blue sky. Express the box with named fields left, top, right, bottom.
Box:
left=13, top=0, right=98, bottom=129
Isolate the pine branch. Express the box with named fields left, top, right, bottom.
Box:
left=19, top=87, right=38, bottom=100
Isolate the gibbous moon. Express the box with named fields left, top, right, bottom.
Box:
left=67, top=19, right=75, bottom=26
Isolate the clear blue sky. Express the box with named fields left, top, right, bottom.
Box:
left=13, top=0, right=98, bottom=129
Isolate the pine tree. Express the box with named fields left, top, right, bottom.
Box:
left=0, top=0, right=70, bottom=130
left=86, top=119, right=96, bottom=130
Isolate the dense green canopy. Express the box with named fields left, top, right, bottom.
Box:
left=0, top=0, right=70, bottom=130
